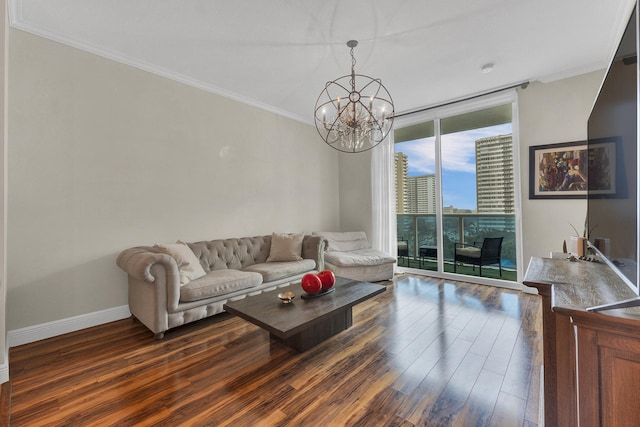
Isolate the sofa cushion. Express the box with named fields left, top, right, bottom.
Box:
left=180, top=269, right=262, bottom=302
left=456, top=246, right=481, bottom=258
left=313, top=231, right=371, bottom=252
left=267, top=232, right=304, bottom=262
left=325, top=248, right=396, bottom=267
left=155, top=241, right=207, bottom=285
left=243, top=259, right=316, bottom=283
left=324, top=261, right=394, bottom=282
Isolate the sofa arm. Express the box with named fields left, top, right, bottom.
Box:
left=116, top=246, right=180, bottom=283
left=302, top=235, right=327, bottom=271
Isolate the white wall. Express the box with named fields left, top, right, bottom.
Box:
left=518, top=71, right=606, bottom=265
left=7, top=29, right=341, bottom=331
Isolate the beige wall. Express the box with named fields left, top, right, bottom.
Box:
left=338, top=151, right=373, bottom=237
left=7, top=29, right=341, bottom=330
left=3, top=25, right=609, bottom=334
left=518, top=70, right=605, bottom=266
left=0, top=0, right=6, bottom=371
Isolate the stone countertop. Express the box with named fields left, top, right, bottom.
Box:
left=524, top=256, right=640, bottom=321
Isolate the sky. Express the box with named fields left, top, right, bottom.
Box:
left=395, top=123, right=513, bottom=211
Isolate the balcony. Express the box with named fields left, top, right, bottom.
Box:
left=397, top=213, right=517, bottom=281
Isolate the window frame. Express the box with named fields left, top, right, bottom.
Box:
left=393, top=90, right=524, bottom=288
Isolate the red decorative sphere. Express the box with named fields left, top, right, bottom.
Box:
left=317, top=270, right=336, bottom=290
left=301, top=273, right=322, bottom=295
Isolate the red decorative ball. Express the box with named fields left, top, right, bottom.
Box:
left=301, top=273, right=322, bottom=295
left=317, top=270, right=336, bottom=290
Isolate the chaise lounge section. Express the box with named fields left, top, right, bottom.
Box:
left=312, top=231, right=396, bottom=282
left=117, top=233, right=326, bottom=338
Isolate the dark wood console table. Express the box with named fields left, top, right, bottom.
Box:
left=524, top=257, right=640, bottom=427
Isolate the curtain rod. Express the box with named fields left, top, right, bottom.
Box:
left=394, top=80, right=530, bottom=119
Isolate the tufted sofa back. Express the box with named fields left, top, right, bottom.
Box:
left=187, top=236, right=271, bottom=272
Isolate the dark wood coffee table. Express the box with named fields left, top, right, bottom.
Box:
left=223, top=277, right=386, bottom=351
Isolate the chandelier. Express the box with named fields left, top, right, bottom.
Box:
left=314, top=40, right=394, bottom=153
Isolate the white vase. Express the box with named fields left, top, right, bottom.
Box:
left=569, top=236, right=586, bottom=257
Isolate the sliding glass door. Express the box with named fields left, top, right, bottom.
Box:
left=395, top=121, right=437, bottom=271
left=394, top=95, right=519, bottom=284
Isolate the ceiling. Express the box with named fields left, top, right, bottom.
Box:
left=9, top=0, right=636, bottom=125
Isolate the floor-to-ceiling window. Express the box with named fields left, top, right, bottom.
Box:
left=394, top=92, right=521, bottom=286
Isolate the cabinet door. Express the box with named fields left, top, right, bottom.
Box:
left=599, top=341, right=640, bottom=427
left=577, top=330, right=640, bottom=427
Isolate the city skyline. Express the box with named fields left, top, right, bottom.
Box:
left=395, top=123, right=513, bottom=211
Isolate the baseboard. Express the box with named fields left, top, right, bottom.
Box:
left=0, top=359, right=7, bottom=384
left=0, top=380, right=10, bottom=427
left=7, top=305, right=131, bottom=348
left=539, top=365, right=545, bottom=427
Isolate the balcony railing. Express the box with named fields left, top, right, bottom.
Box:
left=397, top=213, right=517, bottom=281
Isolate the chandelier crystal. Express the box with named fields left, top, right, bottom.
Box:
left=314, top=40, right=394, bottom=153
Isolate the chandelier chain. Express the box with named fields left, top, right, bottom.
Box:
left=350, top=46, right=357, bottom=90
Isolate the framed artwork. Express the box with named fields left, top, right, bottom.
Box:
left=529, top=139, right=617, bottom=199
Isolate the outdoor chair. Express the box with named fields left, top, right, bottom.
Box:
left=397, top=238, right=409, bottom=264
left=454, top=237, right=503, bottom=277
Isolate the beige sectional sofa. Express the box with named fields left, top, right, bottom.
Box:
left=117, top=233, right=325, bottom=338
left=312, top=231, right=396, bottom=282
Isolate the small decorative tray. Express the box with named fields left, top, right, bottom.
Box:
left=277, top=291, right=296, bottom=304
left=300, top=288, right=335, bottom=299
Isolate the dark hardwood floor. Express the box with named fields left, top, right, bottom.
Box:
left=6, top=274, right=542, bottom=426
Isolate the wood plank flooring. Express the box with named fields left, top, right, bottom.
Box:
left=6, top=274, right=542, bottom=426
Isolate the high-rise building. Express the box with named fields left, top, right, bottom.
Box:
left=394, top=152, right=409, bottom=213
left=476, top=134, right=514, bottom=214
left=396, top=134, right=513, bottom=215
left=406, top=174, right=436, bottom=214
left=394, top=151, right=436, bottom=214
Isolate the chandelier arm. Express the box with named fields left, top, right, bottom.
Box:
left=326, top=116, right=338, bottom=133
left=357, top=76, right=383, bottom=93
left=356, top=78, right=393, bottom=104
left=328, top=81, right=352, bottom=97
left=315, top=98, right=336, bottom=114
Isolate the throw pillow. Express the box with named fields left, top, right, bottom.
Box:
left=267, top=232, right=304, bottom=262
left=154, top=241, right=207, bottom=285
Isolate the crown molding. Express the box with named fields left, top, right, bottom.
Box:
left=7, top=0, right=310, bottom=125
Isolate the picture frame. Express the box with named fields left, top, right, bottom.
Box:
left=529, top=139, right=617, bottom=199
